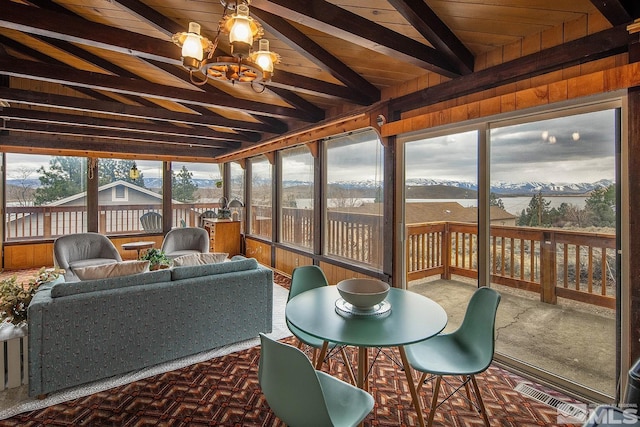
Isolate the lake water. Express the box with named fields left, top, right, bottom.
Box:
left=299, top=196, right=587, bottom=216
left=408, top=196, right=587, bottom=216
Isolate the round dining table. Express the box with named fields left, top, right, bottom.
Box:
left=286, top=285, right=447, bottom=427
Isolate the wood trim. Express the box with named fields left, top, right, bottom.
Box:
left=381, top=62, right=640, bottom=137
left=214, top=113, right=370, bottom=162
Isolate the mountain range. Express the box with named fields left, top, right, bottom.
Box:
left=6, top=177, right=614, bottom=197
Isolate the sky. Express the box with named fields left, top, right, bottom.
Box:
left=405, top=109, right=616, bottom=184
left=3, top=109, right=617, bottom=185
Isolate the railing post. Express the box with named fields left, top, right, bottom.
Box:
left=43, top=209, right=51, bottom=238
left=540, top=231, right=557, bottom=304
left=442, top=222, right=451, bottom=280
left=99, top=211, right=107, bottom=235
left=189, top=208, right=196, bottom=227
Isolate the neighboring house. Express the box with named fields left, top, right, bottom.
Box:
left=339, top=201, right=517, bottom=226
left=6, top=181, right=177, bottom=238
left=50, top=180, right=165, bottom=207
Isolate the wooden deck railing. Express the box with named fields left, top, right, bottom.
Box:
left=407, top=221, right=617, bottom=309
left=5, top=203, right=221, bottom=239
left=6, top=205, right=615, bottom=308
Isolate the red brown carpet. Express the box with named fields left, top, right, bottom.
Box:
left=0, top=269, right=582, bottom=426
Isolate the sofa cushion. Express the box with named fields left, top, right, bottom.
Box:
left=51, top=269, right=171, bottom=298
left=74, top=260, right=150, bottom=281
left=171, top=256, right=258, bottom=281
left=68, top=258, right=119, bottom=270
left=173, top=252, right=228, bottom=266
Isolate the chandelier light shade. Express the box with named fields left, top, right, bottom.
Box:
left=171, top=0, right=279, bottom=90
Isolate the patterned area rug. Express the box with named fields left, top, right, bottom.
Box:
left=0, top=269, right=584, bottom=426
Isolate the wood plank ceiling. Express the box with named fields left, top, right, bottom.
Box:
left=0, top=0, right=638, bottom=161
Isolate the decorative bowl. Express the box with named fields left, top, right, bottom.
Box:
left=336, top=278, right=390, bottom=309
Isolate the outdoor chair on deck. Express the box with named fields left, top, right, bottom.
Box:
left=258, top=333, right=374, bottom=427
left=404, top=287, right=501, bottom=427
left=140, top=212, right=162, bottom=233
left=160, top=227, right=209, bottom=260
left=287, top=265, right=356, bottom=384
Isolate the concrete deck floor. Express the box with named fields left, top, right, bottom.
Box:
left=408, top=277, right=616, bottom=398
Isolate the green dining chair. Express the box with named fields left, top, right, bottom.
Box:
left=404, top=286, right=501, bottom=427
left=288, top=265, right=355, bottom=384
left=258, top=334, right=375, bottom=427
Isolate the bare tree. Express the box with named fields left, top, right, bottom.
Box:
left=7, top=167, right=36, bottom=206
left=563, top=204, right=592, bottom=228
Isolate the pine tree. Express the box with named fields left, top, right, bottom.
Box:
left=172, top=166, right=199, bottom=203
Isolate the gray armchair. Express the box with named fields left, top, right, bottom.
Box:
left=53, top=232, right=123, bottom=281
left=161, top=227, right=209, bottom=260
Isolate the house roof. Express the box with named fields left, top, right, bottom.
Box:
left=47, top=179, right=166, bottom=206
left=0, top=1, right=637, bottom=160
left=341, top=201, right=516, bottom=223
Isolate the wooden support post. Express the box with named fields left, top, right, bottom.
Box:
left=540, top=231, right=557, bottom=304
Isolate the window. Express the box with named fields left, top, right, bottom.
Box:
left=324, top=129, right=383, bottom=269
left=5, top=154, right=88, bottom=240
left=229, top=161, right=246, bottom=231
left=171, top=161, right=222, bottom=227
left=113, top=185, right=127, bottom=200
left=98, top=158, right=162, bottom=234
left=280, top=146, right=314, bottom=250
left=249, top=156, right=273, bottom=239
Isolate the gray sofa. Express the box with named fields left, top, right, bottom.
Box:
left=27, top=256, right=273, bottom=397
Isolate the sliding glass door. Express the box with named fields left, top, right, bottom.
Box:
left=400, top=103, right=620, bottom=399
left=489, top=108, right=619, bottom=398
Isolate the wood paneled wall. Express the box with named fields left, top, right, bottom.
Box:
left=274, top=247, right=312, bottom=277
left=381, top=12, right=615, bottom=104
left=3, top=235, right=164, bottom=270
left=318, top=261, right=378, bottom=286
left=245, top=238, right=272, bottom=267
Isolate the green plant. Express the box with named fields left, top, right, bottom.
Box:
left=0, top=267, right=62, bottom=325
left=141, top=248, right=170, bottom=269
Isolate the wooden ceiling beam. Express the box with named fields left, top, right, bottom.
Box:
left=0, top=134, right=224, bottom=158
left=251, top=8, right=380, bottom=104
left=250, top=0, right=461, bottom=77
left=269, top=70, right=370, bottom=105
left=0, top=1, right=181, bottom=65
left=105, top=0, right=182, bottom=37
left=0, top=58, right=314, bottom=121
left=267, top=86, right=325, bottom=119
left=1, top=0, right=355, bottom=106
left=0, top=87, right=280, bottom=133
left=145, top=59, right=296, bottom=127
left=390, top=24, right=630, bottom=113
left=0, top=108, right=256, bottom=143
left=590, top=0, right=633, bottom=26
left=386, top=0, right=474, bottom=75
left=0, top=33, right=161, bottom=110
left=3, top=122, right=242, bottom=149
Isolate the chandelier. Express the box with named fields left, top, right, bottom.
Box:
left=172, top=0, right=280, bottom=92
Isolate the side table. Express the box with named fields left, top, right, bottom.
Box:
left=121, top=241, right=155, bottom=259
